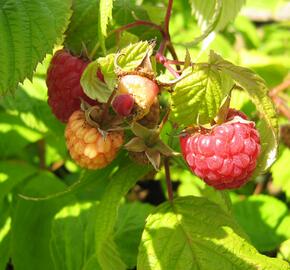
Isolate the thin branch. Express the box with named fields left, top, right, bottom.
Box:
left=272, top=96, right=290, bottom=120
left=158, top=108, right=171, bottom=131
left=270, top=79, right=290, bottom=97
left=100, top=90, right=116, bottom=124
left=164, top=0, right=174, bottom=37
left=113, top=20, right=165, bottom=37
left=167, top=42, right=180, bottom=70
left=163, top=62, right=180, bottom=78
left=164, top=157, right=173, bottom=202
left=37, top=139, right=46, bottom=169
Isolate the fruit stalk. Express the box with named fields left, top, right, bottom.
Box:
left=164, top=157, right=173, bottom=202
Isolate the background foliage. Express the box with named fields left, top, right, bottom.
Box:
left=0, top=0, right=290, bottom=269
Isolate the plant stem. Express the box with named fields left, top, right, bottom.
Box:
left=113, top=20, right=165, bottom=37
left=272, top=96, right=290, bottom=120
left=270, top=79, right=290, bottom=97
left=159, top=108, right=171, bottom=131
left=164, top=157, right=173, bottom=202
left=37, top=139, right=46, bottom=169
left=100, top=90, right=116, bottom=124
left=164, top=0, right=174, bottom=38
left=270, top=79, right=290, bottom=120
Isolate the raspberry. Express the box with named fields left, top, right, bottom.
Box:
left=112, top=94, right=135, bottom=117
left=46, top=49, right=98, bottom=122
left=117, top=75, right=159, bottom=119
left=180, top=111, right=261, bottom=190
left=65, top=110, right=124, bottom=169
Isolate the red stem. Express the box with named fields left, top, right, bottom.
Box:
left=164, top=0, right=173, bottom=37
left=164, top=62, right=180, bottom=78
left=270, top=79, right=290, bottom=97
left=113, top=20, right=165, bottom=37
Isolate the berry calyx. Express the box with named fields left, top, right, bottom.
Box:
left=65, top=110, right=124, bottom=169
left=117, top=74, right=159, bottom=119
left=180, top=110, right=261, bottom=190
left=46, top=49, right=97, bottom=122
left=138, top=98, right=160, bottom=129
left=112, top=94, right=135, bottom=117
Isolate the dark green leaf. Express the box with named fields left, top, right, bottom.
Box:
left=50, top=202, right=99, bottom=270
left=11, top=172, right=74, bottom=270
left=114, top=202, right=154, bottom=268
left=92, top=157, right=151, bottom=270
left=64, top=0, right=99, bottom=56
left=0, top=0, right=71, bottom=93
left=0, top=161, right=37, bottom=201
left=0, top=200, right=11, bottom=270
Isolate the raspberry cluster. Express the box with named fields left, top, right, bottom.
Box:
left=46, top=48, right=262, bottom=190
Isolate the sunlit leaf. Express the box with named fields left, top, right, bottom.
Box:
left=210, top=51, right=278, bottom=176
left=138, top=196, right=290, bottom=270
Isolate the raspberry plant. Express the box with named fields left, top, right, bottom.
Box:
left=1, top=1, right=290, bottom=270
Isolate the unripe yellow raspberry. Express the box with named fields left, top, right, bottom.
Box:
left=65, top=110, right=124, bottom=169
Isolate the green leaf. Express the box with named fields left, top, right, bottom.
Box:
left=1, top=77, right=64, bottom=136
left=186, top=0, right=222, bottom=46
left=117, top=40, right=154, bottom=71
left=98, top=0, right=113, bottom=53
left=234, top=16, right=260, bottom=48
left=114, top=202, right=154, bottom=268
left=80, top=61, right=113, bottom=102
left=210, top=51, right=279, bottom=175
left=64, top=0, right=99, bottom=56
left=81, top=41, right=154, bottom=102
left=0, top=200, right=11, bottom=270
left=0, top=0, right=71, bottom=94
left=177, top=169, right=232, bottom=213
left=278, top=239, right=290, bottom=262
left=138, top=196, right=290, bottom=270
left=233, top=195, right=290, bottom=252
left=185, top=0, right=245, bottom=46
left=98, top=54, right=117, bottom=90
left=190, top=0, right=245, bottom=31
left=0, top=113, right=42, bottom=157
left=0, top=161, right=37, bottom=201
left=271, top=148, right=290, bottom=200
left=170, top=65, right=232, bottom=126
left=92, top=157, right=151, bottom=270
left=50, top=202, right=98, bottom=270
left=11, top=171, right=74, bottom=270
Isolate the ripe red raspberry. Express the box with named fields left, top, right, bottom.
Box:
left=117, top=75, right=159, bottom=120
left=46, top=49, right=98, bottom=122
left=65, top=110, right=124, bottom=169
left=180, top=111, right=261, bottom=190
